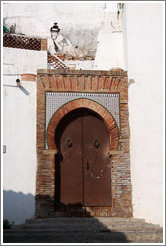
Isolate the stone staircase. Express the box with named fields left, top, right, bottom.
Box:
left=3, top=217, right=163, bottom=243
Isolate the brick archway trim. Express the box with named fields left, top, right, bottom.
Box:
left=47, top=98, right=119, bottom=151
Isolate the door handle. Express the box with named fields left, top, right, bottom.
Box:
left=86, top=161, right=89, bottom=170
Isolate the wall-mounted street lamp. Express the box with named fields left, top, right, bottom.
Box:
left=16, top=78, right=21, bottom=87
left=50, top=23, right=60, bottom=40
left=50, top=23, right=61, bottom=53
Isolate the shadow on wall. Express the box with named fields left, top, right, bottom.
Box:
left=3, top=190, right=35, bottom=225
left=5, top=195, right=130, bottom=243
left=19, top=85, right=30, bottom=96
left=3, top=191, right=129, bottom=243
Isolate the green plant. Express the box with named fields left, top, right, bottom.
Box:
left=3, top=219, right=14, bottom=229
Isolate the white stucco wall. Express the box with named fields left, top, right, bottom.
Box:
left=3, top=47, right=47, bottom=224
left=3, top=2, right=120, bottom=58
left=3, top=82, right=37, bottom=224
left=94, top=8, right=124, bottom=70
left=123, top=3, right=164, bottom=226
left=94, top=31, right=124, bottom=70
left=2, top=2, right=122, bottom=225
left=2, top=2, right=164, bottom=227
left=3, top=47, right=47, bottom=78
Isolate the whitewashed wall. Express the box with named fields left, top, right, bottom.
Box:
left=3, top=2, right=164, bottom=226
left=3, top=48, right=47, bottom=224
left=123, top=3, right=164, bottom=226
left=2, top=2, right=121, bottom=225
left=3, top=2, right=120, bottom=58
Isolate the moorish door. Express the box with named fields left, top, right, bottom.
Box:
left=55, top=108, right=112, bottom=207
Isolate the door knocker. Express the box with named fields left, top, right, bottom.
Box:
left=94, top=139, right=100, bottom=148
left=66, top=138, right=72, bottom=148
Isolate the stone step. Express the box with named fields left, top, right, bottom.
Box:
left=13, top=222, right=161, bottom=231
left=25, top=217, right=146, bottom=224
left=3, top=217, right=163, bottom=243
left=4, top=228, right=163, bottom=235
left=3, top=230, right=163, bottom=243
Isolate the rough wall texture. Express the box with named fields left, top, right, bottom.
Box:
left=3, top=2, right=121, bottom=59
left=36, top=69, right=132, bottom=217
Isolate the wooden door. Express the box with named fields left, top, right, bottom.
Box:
left=55, top=110, right=83, bottom=206
left=55, top=109, right=112, bottom=207
left=83, top=113, right=112, bottom=206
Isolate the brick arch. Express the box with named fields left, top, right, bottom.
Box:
left=47, top=98, right=119, bottom=151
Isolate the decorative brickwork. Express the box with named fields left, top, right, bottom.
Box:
left=47, top=98, right=119, bottom=151
left=48, top=54, right=68, bottom=70
left=3, top=33, right=47, bottom=51
left=21, top=74, right=36, bottom=81
left=36, top=69, right=132, bottom=218
left=45, top=92, right=120, bottom=149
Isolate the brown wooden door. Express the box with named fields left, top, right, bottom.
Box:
left=83, top=113, right=112, bottom=206
left=55, top=110, right=83, bottom=206
left=55, top=109, right=111, bottom=207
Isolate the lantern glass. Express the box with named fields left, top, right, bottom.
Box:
left=51, top=31, right=58, bottom=40
left=50, top=23, right=60, bottom=40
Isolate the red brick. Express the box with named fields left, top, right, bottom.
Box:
left=77, top=76, right=84, bottom=90
left=91, top=76, right=98, bottom=90
left=84, top=76, right=91, bottom=90
left=36, top=70, right=132, bottom=218
left=98, top=76, right=105, bottom=90
left=104, top=77, right=112, bottom=90
left=41, top=39, right=47, bottom=50
left=70, top=76, right=77, bottom=90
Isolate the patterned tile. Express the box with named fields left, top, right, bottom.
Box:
left=45, top=92, right=120, bottom=148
